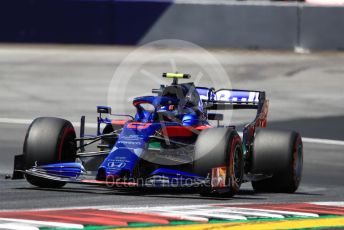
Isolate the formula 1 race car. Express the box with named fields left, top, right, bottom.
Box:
left=13, top=73, right=303, bottom=197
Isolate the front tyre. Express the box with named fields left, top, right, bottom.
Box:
left=251, top=129, right=303, bottom=193
left=194, top=128, right=244, bottom=197
left=23, top=117, right=77, bottom=188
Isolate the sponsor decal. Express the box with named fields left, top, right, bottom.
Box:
left=117, top=140, right=142, bottom=146
left=211, top=166, right=226, bottom=188
left=107, top=161, right=126, bottom=168
left=215, top=90, right=260, bottom=103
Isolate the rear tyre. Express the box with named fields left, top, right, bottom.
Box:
left=194, top=128, right=244, bottom=197
left=23, top=117, right=77, bottom=188
left=251, top=128, right=303, bottom=193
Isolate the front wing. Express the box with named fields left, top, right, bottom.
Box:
left=21, top=165, right=210, bottom=189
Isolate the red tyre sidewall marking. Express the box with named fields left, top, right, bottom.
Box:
left=228, top=134, right=241, bottom=191
left=58, top=127, right=75, bottom=161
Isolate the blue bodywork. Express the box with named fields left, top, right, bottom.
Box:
left=99, top=122, right=159, bottom=178
left=38, top=162, right=86, bottom=178
left=96, top=95, right=207, bottom=182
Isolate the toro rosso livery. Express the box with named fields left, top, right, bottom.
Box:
left=13, top=73, right=303, bottom=196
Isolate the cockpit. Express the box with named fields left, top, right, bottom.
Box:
left=133, top=82, right=205, bottom=126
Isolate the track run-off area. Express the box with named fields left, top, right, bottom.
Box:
left=0, top=45, right=343, bottom=229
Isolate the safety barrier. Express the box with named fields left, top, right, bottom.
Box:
left=139, top=3, right=299, bottom=49
left=0, top=1, right=343, bottom=50
left=300, top=5, right=344, bottom=50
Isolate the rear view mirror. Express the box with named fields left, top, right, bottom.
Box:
left=97, top=106, right=112, bottom=114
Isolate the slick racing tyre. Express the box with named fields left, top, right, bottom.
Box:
left=23, top=117, right=77, bottom=188
left=251, top=128, right=303, bottom=193
left=194, top=128, right=244, bottom=197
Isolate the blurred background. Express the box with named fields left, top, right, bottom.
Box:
left=0, top=0, right=343, bottom=50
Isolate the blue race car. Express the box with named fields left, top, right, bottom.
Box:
left=13, top=73, right=303, bottom=196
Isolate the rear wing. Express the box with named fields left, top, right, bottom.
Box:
left=196, top=87, right=265, bottom=110
left=196, top=87, right=269, bottom=130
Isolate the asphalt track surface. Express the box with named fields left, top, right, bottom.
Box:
left=0, top=45, right=343, bottom=211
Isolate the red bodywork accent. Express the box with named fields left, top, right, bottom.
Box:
left=161, top=126, right=193, bottom=137
left=161, top=124, right=212, bottom=137
left=111, top=120, right=128, bottom=126
left=133, top=101, right=146, bottom=106
left=81, top=179, right=138, bottom=187
left=124, top=120, right=212, bottom=136
left=257, top=100, right=269, bottom=128
left=194, top=125, right=212, bottom=131
left=245, top=99, right=269, bottom=151
left=127, top=122, right=152, bottom=129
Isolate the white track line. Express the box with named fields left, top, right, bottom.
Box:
left=154, top=212, right=209, bottom=222
left=302, top=137, right=344, bottom=146
left=310, top=202, right=344, bottom=207
left=0, top=223, right=38, bottom=230
left=120, top=206, right=280, bottom=220
left=0, top=118, right=33, bottom=125
left=203, top=208, right=285, bottom=219
left=0, top=218, right=83, bottom=229
left=117, top=205, right=318, bottom=220
left=130, top=211, right=209, bottom=222
left=153, top=209, right=248, bottom=220
left=233, top=207, right=319, bottom=218
left=1, top=117, right=344, bottom=146
left=118, top=207, right=247, bottom=220
left=0, top=117, right=97, bottom=129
